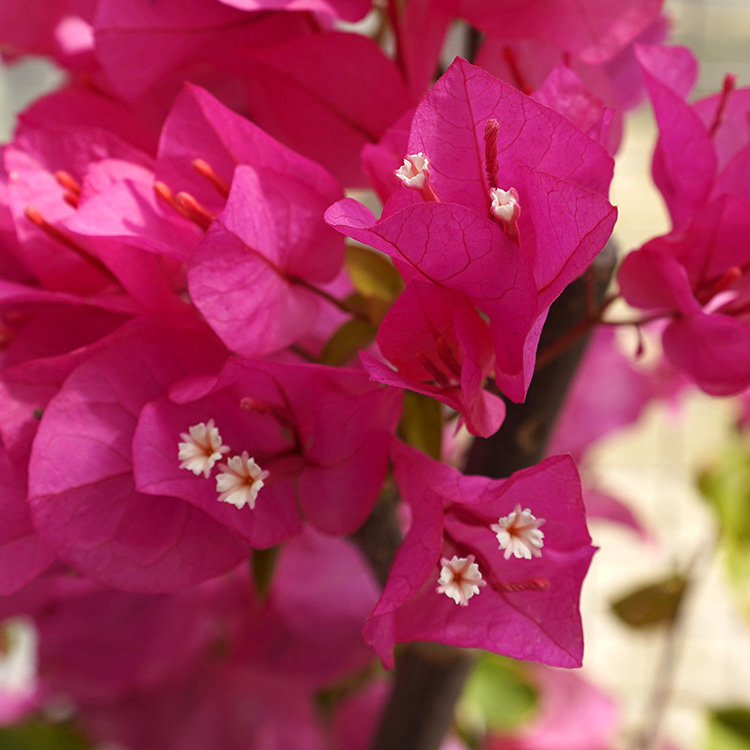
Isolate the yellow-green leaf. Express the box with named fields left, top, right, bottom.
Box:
left=706, top=708, right=750, bottom=750
left=611, top=574, right=688, bottom=628
left=0, top=722, right=90, bottom=750
left=459, top=654, right=538, bottom=734
left=399, top=391, right=442, bottom=460
left=320, top=318, right=377, bottom=366
left=345, top=245, right=403, bottom=301
left=698, top=439, right=750, bottom=620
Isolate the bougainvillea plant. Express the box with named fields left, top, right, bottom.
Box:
left=0, top=0, right=746, bottom=748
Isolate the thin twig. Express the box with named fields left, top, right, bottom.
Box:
left=635, top=545, right=715, bottom=750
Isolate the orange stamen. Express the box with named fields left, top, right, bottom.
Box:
left=192, top=159, right=230, bottom=199
left=63, top=190, right=79, bottom=209
left=54, top=170, right=82, bottom=197
left=24, top=206, right=117, bottom=282
left=175, top=192, right=213, bottom=231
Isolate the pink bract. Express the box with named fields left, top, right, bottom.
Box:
left=0, top=447, right=55, bottom=595
left=532, top=66, right=622, bottom=155
left=217, top=0, right=370, bottom=22
left=327, top=58, right=616, bottom=402
left=0, top=531, right=380, bottom=749
left=27, top=317, right=251, bottom=592
left=156, top=83, right=343, bottom=218
left=188, top=165, right=342, bottom=357
left=635, top=44, right=716, bottom=230
left=133, top=356, right=401, bottom=544
left=363, top=442, right=594, bottom=669
left=459, top=0, right=663, bottom=66
left=361, top=281, right=505, bottom=437
left=0, top=0, right=96, bottom=71
left=4, top=123, right=152, bottom=296
left=93, top=0, right=311, bottom=101
left=242, top=32, right=412, bottom=186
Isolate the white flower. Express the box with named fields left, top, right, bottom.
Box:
left=489, top=187, right=520, bottom=223
left=491, top=504, right=545, bottom=560
left=395, top=152, right=430, bottom=190
left=436, top=555, right=486, bottom=606
left=215, top=452, right=270, bottom=510
left=178, top=420, right=230, bottom=478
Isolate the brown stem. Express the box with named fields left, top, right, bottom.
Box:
left=466, top=27, right=483, bottom=65
left=635, top=546, right=712, bottom=750
left=370, top=643, right=475, bottom=750
left=350, top=486, right=402, bottom=589
left=534, top=292, right=618, bottom=371
left=466, top=241, right=617, bottom=476
left=365, top=243, right=618, bottom=750
left=636, top=614, right=684, bottom=750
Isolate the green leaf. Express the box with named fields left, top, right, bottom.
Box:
left=319, top=318, right=377, bottom=366
left=0, top=722, right=90, bottom=750
left=399, top=391, right=442, bottom=460
left=698, top=439, right=750, bottom=619
left=343, top=246, right=403, bottom=325
left=610, top=574, right=688, bottom=628
left=706, top=708, right=750, bottom=750
left=698, top=442, right=750, bottom=541
left=345, top=245, right=403, bottom=301
left=459, top=654, right=538, bottom=733
left=340, top=292, right=391, bottom=326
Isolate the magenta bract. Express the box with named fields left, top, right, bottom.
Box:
left=361, top=281, right=505, bottom=437
left=134, top=356, right=401, bottom=545
left=27, top=318, right=252, bottom=592
left=619, top=48, right=750, bottom=394
left=328, top=58, right=616, bottom=402
left=363, top=442, right=594, bottom=669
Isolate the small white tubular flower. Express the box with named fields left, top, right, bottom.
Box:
left=395, top=152, right=430, bottom=190
left=215, top=452, right=270, bottom=510
left=491, top=504, right=545, bottom=560
left=178, top=419, right=230, bottom=478
left=489, top=187, right=520, bottom=223
left=436, top=555, right=486, bottom=606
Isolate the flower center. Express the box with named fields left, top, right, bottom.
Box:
left=215, top=452, right=270, bottom=510
left=436, top=554, right=486, bottom=606
left=488, top=186, right=521, bottom=244
left=153, top=181, right=214, bottom=230
left=489, top=188, right=520, bottom=223
left=395, top=152, right=441, bottom=202
left=178, top=419, right=230, bottom=478
left=490, top=504, right=545, bottom=560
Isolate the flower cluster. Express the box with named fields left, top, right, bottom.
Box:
left=618, top=45, right=750, bottom=395
left=0, top=0, right=723, bottom=746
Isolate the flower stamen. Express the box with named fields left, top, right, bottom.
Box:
left=395, top=153, right=441, bottom=202
left=178, top=419, right=230, bottom=478
left=24, top=206, right=117, bottom=281
left=491, top=504, right=545, bottom=560
left=436, top=554, right=486, bottom=606
left=215, top=452, right=270, bottom=510
left=192, top=158, right=230, bottom=199
left=489, top=186, right=521, bottom=244
left=154, top=181, right=214, bottom=230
